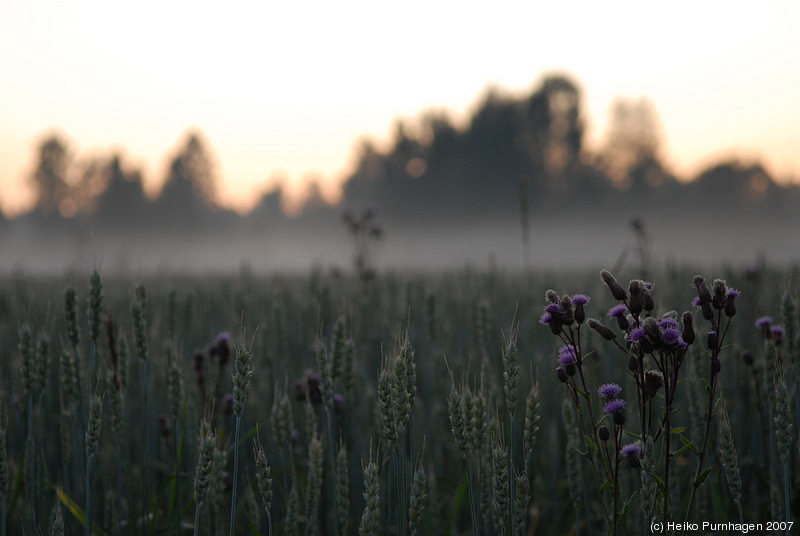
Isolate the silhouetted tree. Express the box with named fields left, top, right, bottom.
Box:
left=159, top=131, right=216, bottom=208
left=93, top=155, right=150, bottom=228
left=30, top=135, right=70, bottom=215
left=154, top=131, right=218, bottom=227
left=602, top=97, right=662, bottom=188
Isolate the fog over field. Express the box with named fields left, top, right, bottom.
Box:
left=3, top=75, right=799, bottom=275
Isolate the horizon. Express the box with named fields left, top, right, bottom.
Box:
left=2, top=1, right=799, bottom=218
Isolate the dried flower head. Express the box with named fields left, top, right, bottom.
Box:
left=643, top=370, right=664, bottom=398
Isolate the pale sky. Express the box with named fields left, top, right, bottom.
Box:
left=1, top=0, right=798, bottom=216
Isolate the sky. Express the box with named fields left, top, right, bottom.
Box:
left=1, top=0, right=799, bottom=217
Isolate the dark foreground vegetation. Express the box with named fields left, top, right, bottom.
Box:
left=0, top=262, right=797, bottom=535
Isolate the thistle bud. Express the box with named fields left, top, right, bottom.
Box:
left=693, top=275, right=712, bottom=304
left=556, top=367, right=568, bottom=383
left=545, top=289, right=559, bottom=304
left=587, top=318, right=616, bottom=341
left=642, top=317, right=661, bottom=344
left=560, top=295, right=575, bottom=326
left=628, top=280, right=644, bottom=316
left=574, top=304, right=585, bottom=324
left=700, top=301, right=714, bottom=321
left=627, top=354, right=639, bottom=372
left=712, top=357, right=722, bottom=374
left=712, top=279, right=727, bottom=310
left=707, top=330, right=718, bottom=351
left=601, top=270, right=628, bottom=301
left=598, top=425, right=610, bottom=441
left=570, top=293, right=591, bottom=325
left=643, top=370, right=664, bottom=398
left=613, top=409, right=626, bottom=426
left=643, top=289, right=655, bottom=313
left=681, top=312, right=695, bottom=345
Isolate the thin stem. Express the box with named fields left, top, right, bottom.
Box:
left=392, top=447, right=402, bottom=536
left=509, top=413, right=516, bottom=532
left=138, top=361, right=151, bottom=536
left=613, top=428, right=621, bottom=536
left=27, top=396, right=34, bottom=536
left=682, top=364, right=718, bottom=527
left=326, top=409, right=339, bottom=536
left=783, top=458, right=791, bottom=533
left=229, top=415, right=242, bottom=536
left=173, top=421, right=181, bottom=535
left=115, top=440, right=124, bottom=536
left=464, top=458, right=479, bottom=536
left=85, top=456, right=93, bottom=536
left=194, top=505, right=202, bottom=536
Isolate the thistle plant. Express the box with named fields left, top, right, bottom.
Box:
left=541, top=271, right=738, bottom=532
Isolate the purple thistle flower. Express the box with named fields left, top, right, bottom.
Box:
left=661, top=327, right=681, bottom=346
left=539, top=312, right=552, bottom=325
left=678, top=339, right=688, bottom=349
left=545, top=303, right=562, bottom=314
left=727, top=288, right=741, bottom=298
left=558, top=345, right=577, bottom=366
left=691, top=296, right=702, bottom=308
left=630, top=328, right=647, bottom=343
left=607, top=304, right=628, bottom=318
left=620, top=443, right=642, bottom=456
left=598, top=383, right=622, bottom=398
left=658, top=317, right=678, bottom=330
left=603, top=399, right=626, bottom=414
left=571, top=294, right=590, bottom=306
left=755, top=316, right=773, bottom=328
